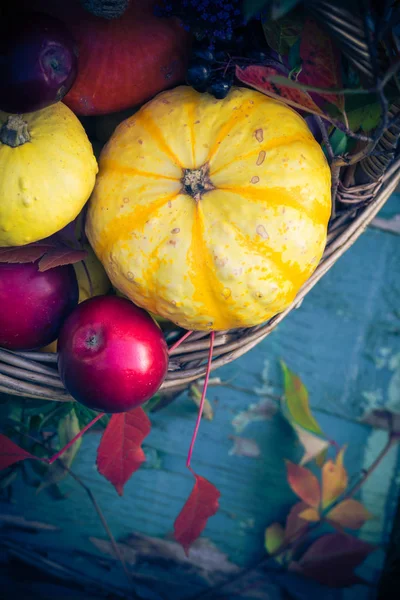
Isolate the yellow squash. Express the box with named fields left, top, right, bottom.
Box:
left=86, top=86, right=331, bottom=331
left=0, top=103, right=98, bottom=247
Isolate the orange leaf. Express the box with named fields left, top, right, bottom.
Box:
left=298, top=507, right=320, bottom=522
left=96, top=408, right=151, bottom=496
left=286, top=461, right=321, bottom=508
left=299, top=18, right=344, bottom=112
left=322, top=447, right=348, bottom=508
left=174, top=472, right=220, bottom=556
left=327, top=499, right=374, bottom=530
left=236, top=65, right=325, bottom=116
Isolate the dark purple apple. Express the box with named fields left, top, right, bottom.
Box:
left=58, top=296, right=169, bottom=413
left=0, top=12, right=78, bottom=114
left=0, top=261, right=78, bottom=350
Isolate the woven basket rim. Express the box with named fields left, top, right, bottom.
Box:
left=1, top=158, right=399, bottom=403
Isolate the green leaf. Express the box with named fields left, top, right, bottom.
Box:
left=280, top=361, right=329, bottom=465
left=36, top=408, right=81, bottom=494
left=265, top=522, right=285, bottom=563
left=344, top=95, right=382, bottom=132
left=329, top=129, right=348, bottom=155
left=74, top=403, right=109, bottom=428
left=280, top=362, right=323, bottom=435
left=262, top=10, right=304, bottom=56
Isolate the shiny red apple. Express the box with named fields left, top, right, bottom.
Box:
left=57, top=296, right=169, bottom=413
left=0, top=261, right=78, bottom=350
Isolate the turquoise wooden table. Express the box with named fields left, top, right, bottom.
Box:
left=1, top=194, right=400, bottom=600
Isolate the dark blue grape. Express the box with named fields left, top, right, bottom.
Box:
left=186, top=62, right=211, bottom=92
left=209, top=75, right=233, bottom=100
left=192, top=47, right=215, bottom=63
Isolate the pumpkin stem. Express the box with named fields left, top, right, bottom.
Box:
left=181, top=163, right=215, bottom=201
left=0, top=115, right=31, bottom=147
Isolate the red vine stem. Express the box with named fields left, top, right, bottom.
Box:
left=45, top=413, right=105, bottom=465
left=168, top=330, right=193, bottom=354
left=186, top=331, right=215, bottom=468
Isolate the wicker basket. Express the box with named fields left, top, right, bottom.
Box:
left=1, top=1, right=400, bottom=405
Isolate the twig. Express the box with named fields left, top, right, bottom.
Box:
left=66, top=467, right=135, bottom=589
left=315, top=116, right=334, bottom=161
left=9, top=428, right=135, bottom=592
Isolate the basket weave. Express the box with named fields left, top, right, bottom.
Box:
left=1, top=1, right=400, bottom=405
left=1, top=159, right=399, bottom=403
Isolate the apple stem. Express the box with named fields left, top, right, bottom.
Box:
left=186, top=332, right=215, bottom=468
left=168, top=330, right=193, bottom=354
left=46, top=412, right=105, bottom=465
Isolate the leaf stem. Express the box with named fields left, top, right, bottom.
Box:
left=168, top=330, right=193, bottom=354
left=46, top=413, right=105, bottom=465
left=186, top=332, right=214, bottom=468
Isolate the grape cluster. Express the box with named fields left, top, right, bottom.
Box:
left=155, top=0, right=243, bottom=42
left=186, top=21, right=272, bottom=99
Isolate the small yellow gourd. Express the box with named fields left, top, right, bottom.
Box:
left=86, top=86, right=331, bottom=331
left=0, top=103, right=98, bottom=247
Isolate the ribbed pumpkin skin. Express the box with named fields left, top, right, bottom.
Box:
left=0, top=103, right=98, bottom=247
left=86, top=87, right=331, bottom=331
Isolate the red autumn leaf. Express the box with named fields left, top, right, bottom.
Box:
left=236, top=65, right=325, bottom=116
left=0, top=434, right=35, bottom=470
left=38, top=247, right=88, bottom=271
left=288, top=532, right=376, bottom=587
left=0, top=244, right=53, bottom=264
left=96, top=408, right=151, bottom=496
left=299, top=18, right=344, bottom=112
left=174, top=473, right=220, bottom=556
left=286, top=461, right=321, bottom=508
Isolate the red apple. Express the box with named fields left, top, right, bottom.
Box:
left=57, top=296, right=169, bottom=413
left=0, top=261, right=78, bottom=351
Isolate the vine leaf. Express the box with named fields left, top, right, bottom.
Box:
left=0, top=434, right=35, bottom=470
left=280, top=361, right=329, bottom=465
left=285, top=461, right=321, bottom=508
left=235, top=65, right=325, bottom=116
left=299, top=18, right=344, bottom=111
left=0, top=242, right=87, bottom=271
left=96, top=408, right=151, bottom=496
left=288, top=533, right=376, bottom=587
left=265, top=522, right=285, bottom=563
left=262, top=9, right=304, bottom=56
left=38, top=247, right=88, bottom=271
left=173, top=473, right=220, bottom=556
left=327, top=499, right=374, bottom=530
left=284, top=500, right=310, bottom=541
left=321, top=447, right=348, bottom=508
left=0, top=244, right=54, bottom=264
left=298, top=507, right=320, bottom=522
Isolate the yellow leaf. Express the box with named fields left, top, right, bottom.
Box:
left=265, top=522, right=285, bottom=556
left=321, top=446, right=348, bottom=508
left=298, top=507, right=320, bottom=522
left=327, top=499, right=374, bottom=530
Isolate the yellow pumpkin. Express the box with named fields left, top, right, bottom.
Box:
left=0, top=103, right=98, bottom=247
left=86, top=86, right=331, bottom=331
